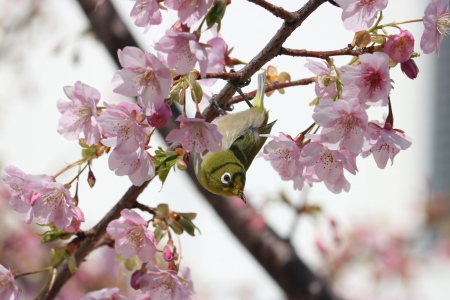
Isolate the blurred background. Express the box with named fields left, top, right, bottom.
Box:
left=1, top=0, right=450, bottom=299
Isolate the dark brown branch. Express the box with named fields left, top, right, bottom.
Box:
left=247, top=0, right=295, bottom=22
left=229, top=77, right=315, bottom=105
left=202, top=0, right=328, bottom=123
left=281, top=45, right=384, bottom=59
left=40, top=1, right=336, bottom=300
left=204, top=71, right=241, bottom=80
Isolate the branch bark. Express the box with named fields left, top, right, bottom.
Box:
left=40, top=0, right=337, bottom=299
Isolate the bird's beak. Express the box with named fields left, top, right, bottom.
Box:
left=237, top=190, right=246, bottom=204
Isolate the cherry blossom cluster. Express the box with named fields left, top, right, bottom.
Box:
left=262, top=0, right=449, bottom=193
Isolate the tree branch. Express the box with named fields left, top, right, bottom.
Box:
left=281, top=45, right=384, bottom=59
left=40, top=0, right=337, bottom=299
left=247, top=0, right=295, bottom=22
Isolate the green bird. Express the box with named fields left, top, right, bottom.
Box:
left=194, top=71, right=276, bottom=203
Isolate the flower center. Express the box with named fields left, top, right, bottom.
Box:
left=437, top=12, right=450, bottom=35
left=362, top=67, right=384, bottom=91
left=42, top=190, right=64, bottom=210
left=140, top=67, right=155, bottom=85
left=358, top=0, right=375, bottom=7
left=124, top=226, right=146, bottom=249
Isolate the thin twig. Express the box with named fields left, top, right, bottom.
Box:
left=281, top=45, right=384, bottom=59
left=247, top=0, right=295, bottom=22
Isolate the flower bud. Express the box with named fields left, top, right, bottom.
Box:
left=88, top=169, right=96, bottom=188
left=400, top=59, right=419, bottom=79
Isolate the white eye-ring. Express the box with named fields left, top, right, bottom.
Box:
left=221, top=172, right=231, bottom=184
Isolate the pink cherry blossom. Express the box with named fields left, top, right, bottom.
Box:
left=0, top=264, right=20, bottom=300
left=164, top=0, right=214, bottom=27
left=341, top=52, right=391, bottom=107
left=155, top=30, right=209, bottom=78
left=206, top=37, right=227, bottom=73
left=147, top=102, right=172, bottom=128
left=81, top=287, right=130, bottom=300
left=166, top=115, right=222, bottom=153
left=57, top=81, right=101, bottom=146
left=313, top=98, right=369, bottom=154
left=106, top=209, right=157, bottom=262
left=304, top=58, right=338, bottom=99
left=99, top=102, right=151, bottom=154
left=32, top=181, right=75, bottom=230
left=400, top=58, right=419, bottom=79
left=64, top=206, right=85, bottom=233
left=136, top=263, right=193, bottom=299
left=335, top=0, right=388, bottom=31
left=260, top=133, right=304, bottom=187
left=300, top=138, right=358, bottom=194
left=130, top=0, right=162, bottom=33
left=112, top=47, right=172, bottom=113
left=420, top=0, right=450, bottom=55
left=384, top=30, right=415, bottom=63
left=2, top=166, right=54, bottom=224
left=361, top=121, right=412, bottom=169
left=108, top=147, right=156, bottom=186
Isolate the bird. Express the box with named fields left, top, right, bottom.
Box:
left=194, top=71, right=276, bottom=203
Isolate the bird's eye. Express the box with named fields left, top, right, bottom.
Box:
left=221, top=172, right=231, bottom=184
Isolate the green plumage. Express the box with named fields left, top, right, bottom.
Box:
left=194, top=72, right=276, bottom=202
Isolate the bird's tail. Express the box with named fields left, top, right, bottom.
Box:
left=252, top=71, right=266, bottom=109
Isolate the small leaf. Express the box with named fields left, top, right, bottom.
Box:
left=167, top=218, right=184, bottom=235
left=179, top=212, right=197, bottom=220
left=123, top=257, right=139, bottom=271
left=40, top=229, right=73, bottom=244
left=66, top=253, right=78, bottom=275
left=206, top=0, right=227, bottom=30
left=50, top=248, right=66, bottom=267
left=153, top=225, right=165, bottom=244
left=178, top=216, right=201, bottom=236
left=157, top=204, right=170, bottom=217
left=187, top=72, right=203, bottom=103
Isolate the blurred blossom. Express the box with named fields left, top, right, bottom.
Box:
left=164, top=0, right=214, bottom=27
left=335, top=0, right=388, bottom=31
left=130, top=0, right=162, bottom=33
left=420, top=0, right=450, bottom=55
left=0, top=264, right=20, bottom=300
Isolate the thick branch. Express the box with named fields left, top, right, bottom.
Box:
left=202, top=0, right=328, bottom=122
left=281, top=45, right=384, bottom=59
left=41, top=1, right=337, bottom=300
left=247, top=0, right=295, bottom=22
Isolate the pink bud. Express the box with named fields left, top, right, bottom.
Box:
left=400, top=59, right=419, bottom=79
left=147, top=103, right=172, bottom=128
left=384, top=30, right=414, bottom=63
left=163, top=244, right=174, bottom=262
left=130, top=268, right=146, bottom=290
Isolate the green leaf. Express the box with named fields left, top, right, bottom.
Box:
left=187, top=72, right=203, bottom=103
left=206, top=0, right=227, bottom=31
left=157, top=204, right=170, bottom=217
left=67, top=253, right=78, bottom=275
left=153, top=225, right=165, bottom=244
left=179, top=212, right=197, bottom=220
left=167, top=218, right=184, bottom=235
left=50, top=248, right=66, bottom=267
left=123, top=257, right=139, bottom=271
left=40, top=229, right=73, bottom=244
left=178, top=217, right=196, bottom=236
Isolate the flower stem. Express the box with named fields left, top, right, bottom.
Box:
left=15, top=266, right=53, bottom=279
left=52, top=158, right=86, bottom=179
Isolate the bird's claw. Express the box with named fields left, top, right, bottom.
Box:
left=210, top=95, right=234, bottom=116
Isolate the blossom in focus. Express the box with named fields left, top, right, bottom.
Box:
left=300, top=139, right=358, bottom=194
left=0, top=264, right=20, bottom=300
left=57, top=81, right=101, bottom=146
left=106, top=209, right=157, bottom=262
left=164, top=0, right=213, bottom=27
left=155, top=30, right=208, bottom=78
left=341, top=52, right=391, bottom=107
left=361, top=121, right=412, bottom=169
left=99, top=102, right=151, bottom=155
left=166, top=115, right=223, bottom=153
left=147, top=102, right=172, bottom=128
left=130, top=0, right=162, bottom=32
left=81, top=287, right=130, bottom=300
left=335, top=0, right=388, bottom=31
left=420, top=0, right=450, bottom=55
left=32, top=181, right=75, bottom=230
left=400, top=58, right=419, bottom=79
left=384, top=30, right=415, bottom=63
left=137, top=263, right=193, bottom=299
left=112, top=47, right=172, bottom=113
left=260, top=133, right=304, bottom=187
left=304, top=58, right=338, bottom=99
left=313, top=98, right=369, bottom=154
left=108, top=147, right=156, bottom=186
